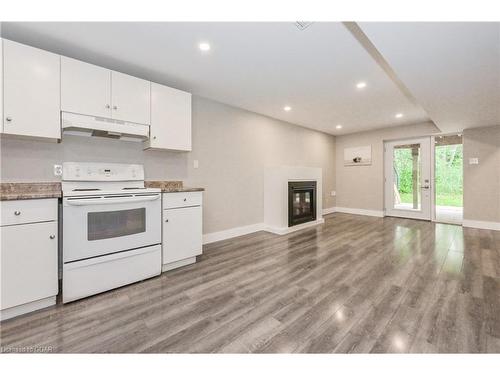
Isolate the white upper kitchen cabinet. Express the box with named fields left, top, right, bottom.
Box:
left=61, top=57, right=150, bottom=125
left=2, top=39, right=61, bottom=139
left=111, top=71, right=151, bottom=125
left=144, top=83, right=192, bottom=151
left=61, top=56, right=112, bottom=118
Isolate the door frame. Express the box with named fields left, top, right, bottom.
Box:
left=431, top=132, right=464, bottom=225
left=383, top=136, right=433, bottom=221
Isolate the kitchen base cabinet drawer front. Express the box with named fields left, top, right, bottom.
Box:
left=63, top=245, right=161, bottom=303
left=162, top=192, right=202, bottom=209
left=0, top=222, right=58, bottom=310
left=1, top=198, right=58, bottom=226
left=163, top=206, right=202, bottom=265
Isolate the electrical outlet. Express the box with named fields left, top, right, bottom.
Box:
left=193, top=160, right=199, bottom=169
left=469, top=158, right=479, bottom=165
left=54, top=164, right=63, bottom=176
left=331, top=191, right=336, bottom=196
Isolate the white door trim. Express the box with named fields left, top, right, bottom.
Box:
left=384, top=136, right=432, bottom=221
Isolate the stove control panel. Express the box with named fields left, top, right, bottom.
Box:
left=62, top=162, right=144, bottom=181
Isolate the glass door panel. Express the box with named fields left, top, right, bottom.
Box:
left=393, top=143, right=422, bottom=211
left=385, top=137, right=431, bottom=220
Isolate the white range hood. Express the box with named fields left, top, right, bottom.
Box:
left=61, top=112, right=149, bottom=142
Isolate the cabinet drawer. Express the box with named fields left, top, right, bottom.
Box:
left=162, top=192, right=202, bottom=209
left=1, top=199, right=58, bottom=226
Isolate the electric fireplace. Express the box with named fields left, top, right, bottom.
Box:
left=288, top=181, right=317, bottom=227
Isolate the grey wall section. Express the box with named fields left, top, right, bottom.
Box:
left=463, top=125, right=500, bottom=223
left=0, top=96, right=336, bottom=234
left=334, top=122, right=440, bottom=212
left=335, top=122, right=500, bottom=224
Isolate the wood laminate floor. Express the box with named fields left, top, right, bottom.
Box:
left=1, top=213, right=500, bottom=353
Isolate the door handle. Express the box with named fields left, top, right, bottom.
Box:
left=66, top=194, right=160, bottom=206
left=420, top=185, right=430, bottom=189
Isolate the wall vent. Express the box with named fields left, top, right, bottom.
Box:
left=294, top=22, right=314, bottom=31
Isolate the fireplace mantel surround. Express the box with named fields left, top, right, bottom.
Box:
left=264, top=166, right=324, bottom=235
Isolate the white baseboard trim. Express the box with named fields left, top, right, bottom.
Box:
left=322, top=207, right=336, bottom=215
left=333, top=207, right=384, bottom=218
left=0, top=296, right=56, bottom=321
left=264, top=218, right=325, bottom=235
left=203, top=223, right=265, bottom=244
left=162, top=257, right=197, bottom=272
left=462, top=219, right=500, bottom=231
left=203, top=217, right=328, bottom=244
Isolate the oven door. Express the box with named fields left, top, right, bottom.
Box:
left=63, top=193, right=161, bottom=263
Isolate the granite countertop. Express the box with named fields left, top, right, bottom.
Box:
left=145, top=181, right=205, bottom=193
left=0, top=182, right=62, bottom=201
left=0, top=181, right=204, bottom=201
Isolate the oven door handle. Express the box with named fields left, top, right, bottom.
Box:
left=66, top=195, right=160, bottom=206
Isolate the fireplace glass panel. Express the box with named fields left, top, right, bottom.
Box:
left=288, top=181, right=317, bottom=227
left=293, top=191, right=312, bottom=217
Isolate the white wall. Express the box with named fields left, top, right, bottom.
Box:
left=463, top=125, right=500, bottom=224
left=334, top=122, right=439, bottom=212
left=335, top=122, right=500, bottom=226
left=1, top=96, right=336, bottom=234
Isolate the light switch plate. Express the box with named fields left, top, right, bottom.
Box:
left=469, top=158, right=479, bottom=165
left=193, top=160, right=199, bottom=169
left=54, top=164, right=63, bottom=176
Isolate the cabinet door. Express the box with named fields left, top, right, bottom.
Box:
left=3, top=39, right=61, bottom=139
left=147, top=83, right=192, bottom=151
left=61, top=56, right=112, bottom=118
left=1, top=39, right=3, bottom=133
left=162, top=206, right=202, bottom=265
left=1, top=221, right=58, bottom=310
left=111, top=71, right=150, bottom=125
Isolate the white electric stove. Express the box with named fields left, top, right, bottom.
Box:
left=61, top=162, right=162, bottom=303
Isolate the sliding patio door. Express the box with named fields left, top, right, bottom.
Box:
left=384, top=137, right=432, bottom=220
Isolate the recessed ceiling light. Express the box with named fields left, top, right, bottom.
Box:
left=198, top=42, right=211, bottom=51
left=336, top=124, right=342, bottom=129
left=356, top=82, right=367, bottom=89
left=283, top=106, right=292, bottom=112
left=395, top=113, right=404, bottom=119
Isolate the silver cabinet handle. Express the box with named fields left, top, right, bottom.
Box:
left=113, top=105, right=118, bottom=110
left=165, top=219, right=169, bottom=222
left=105, top=104, right=111, bottom=109
left=183, top=198, right=187, bottom=202
left=5, top=117, right=12, bottom=122
left=153, top=136, right=157, bottom=140
left=14, top=211, right=21, bottom=216
left=49, top=235, right=56, bottom=239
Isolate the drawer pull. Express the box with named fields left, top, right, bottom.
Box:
left=14, top=211, right=21, bottom=216
left=49, top=235, right=56, bottom=239
left=183, top=198, right=187, bottom=202
left=165, top=219, right=169, bottom=223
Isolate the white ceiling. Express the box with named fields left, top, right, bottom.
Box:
left=359, top=22, right=500, bottom=133
left=0, top=22, right=430, bottom=135
left=1, top=22, right=498, bottom=135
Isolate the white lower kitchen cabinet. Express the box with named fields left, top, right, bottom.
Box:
left=0, top=199, right=59, bottom=321
left=162, top=192, right=202, bottom=271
